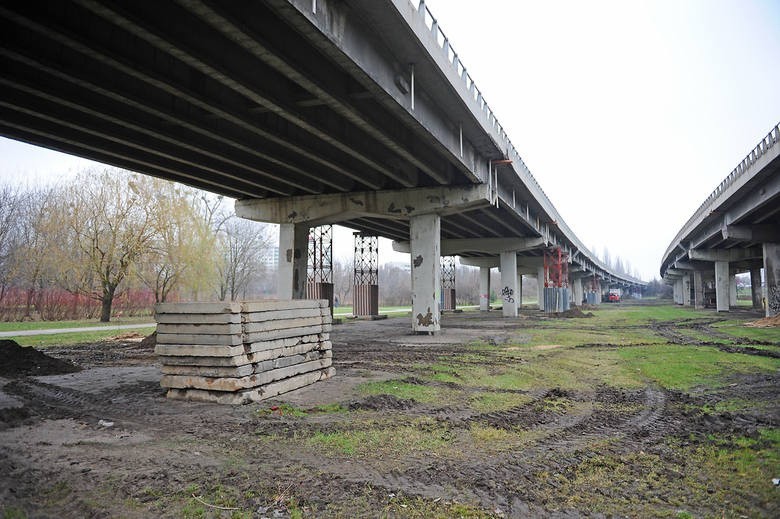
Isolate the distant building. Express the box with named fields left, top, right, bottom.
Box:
left=260, top=246, right=279, bottom=270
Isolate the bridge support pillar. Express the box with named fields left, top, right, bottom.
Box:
left=278, top=223, right=309, bottom=299
left=714, top=261, right=730, bottom=312
left=479, top=267, right=491, bottom=311
left=410, top=214, right=441, bottom=333
left=572, top=277, right=584, bottom=306
left=682, top=274, right=692, bottom=306
left=500, top=251, right=518, bottom=317
left=764, top=243, right=780, bottom=317
left=729, top=274, right=738, bottom=307
left=537, top=266, right=545, bottom=310
left=693, top=271, right=706, bottom=310
left=750, top=267, right=763, bottom=310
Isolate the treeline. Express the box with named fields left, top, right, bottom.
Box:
left=0, top=169, right=272, bottom=322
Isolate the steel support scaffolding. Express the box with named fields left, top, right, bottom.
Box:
left=306, top=225, right=334, bottom=312
left=353, top=233, right=379, bottom=317
left=543, top=247, right=570, bottom=313
left=441, top=256, right=456, bottom=311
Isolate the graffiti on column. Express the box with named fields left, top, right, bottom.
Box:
left=501, top=286, right=514, bottom=303
left=769, top=287, right=780, bottom=314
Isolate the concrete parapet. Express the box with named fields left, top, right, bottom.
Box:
left=154, top=299, right=333, bottom=404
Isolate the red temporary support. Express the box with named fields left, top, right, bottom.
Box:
left=543, top=247, right=569, bottom=288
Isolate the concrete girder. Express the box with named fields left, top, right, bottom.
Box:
left=236, top=185, right=491, bottom=227
left=722, top=225, right=780, bottom=243
left=460, top=257, right=499, bottom=269
left=688, top=247, right=763, bottom=263
left=392, top=236, right=544, bottom=256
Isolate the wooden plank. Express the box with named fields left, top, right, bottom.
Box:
left=157, top=323, right=243, bottom=335
left=155, top=313, right=241, bottom=325
left=154, top=343, right=245, bottom=357
left=243, top=316, right=324, bottom=334
left=165, top=367, right=335, bottom=404
left=160, top=357, right=333, bottom=391
left=156, top=333, right=242, bottom=345
left=240, top=300, right=326, bottom=313
left=155, top=301, right=241, bottom=314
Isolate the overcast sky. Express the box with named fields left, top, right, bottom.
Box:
left=2, top=0, right=779, bottom=280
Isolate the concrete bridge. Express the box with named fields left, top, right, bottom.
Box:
left=0, top=0, right=643, bottom=332
left=660, top=123, right=780, bottom=316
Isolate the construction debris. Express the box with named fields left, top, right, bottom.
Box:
left=154, top=300, right=334, bottom=404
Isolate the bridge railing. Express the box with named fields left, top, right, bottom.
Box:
left=410, top=0, right=644, bottom=285
left=661, top=122, right=780, bottom=270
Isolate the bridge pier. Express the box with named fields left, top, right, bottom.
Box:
left=682, top=273, right=692, bottom=306
left=410, top=214, right=441, bottom=334
left=278, top=223, right=309, bottom=300
left=729, top=273, right=738, bottom=307
left=500, top=251, right=518, bottom=317
left=764, top=243, right=780, bottom=317
left=750, top=267, right=763, bottom=310
left=572, top=277, right=584, bottom=306
left=693, top=271, right=706, bottom=309
left=441, top=256, right=457, bottom=311
left=714, top=261, right=730, bottom=312
left=537, top=266, right=545, bottom=310
left=479, top=267, right=491, bottom=311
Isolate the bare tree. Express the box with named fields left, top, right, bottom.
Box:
left=52, top=169, right=157, bottom=321
left=0, top=184, right=22, bottom=303
left=214, top=217, right=273, bottom=301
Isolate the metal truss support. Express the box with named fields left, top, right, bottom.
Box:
left=353, top=233, right=379, bottom=317
left=543, top=247, right=570, bottom=313
left=306, top=225, right=334, bottom=312
left=440, top=256, right=456, bottom=311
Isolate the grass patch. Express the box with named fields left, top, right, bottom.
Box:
left=11, top=327, right=156, bottom=347
left=306, top=419, right=454, bottom=458
left=617, top=344, right=780, bottom=390
left=0, top=316, right=152, bottom=332
left=358, top=379, right=456, bottom=404
left=469, top=391, right=532, bottom=413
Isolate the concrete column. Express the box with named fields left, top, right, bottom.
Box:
left=278, top=223, right=309, bottom=299
left=573, top=277, right=584, bottom=306
left=410, top=214, right=441, bottom=333
left=750, top=267, right=762, bottom=310
left=729, top=274, right=738, bottom=306
left=682, top=273, right=692, bottom=306
left=518, top=273, right=524, bottom=307
left=537, top=265, right=545, bottom=310
left=693, top=271, right=705, bottom=310
left=500, top=251, right=518, bottom=317
left=764, top=243, right=780, bottom=317
left=479, top=267, right=491, bottom=311
left=715, top=261, right=730, bottom=312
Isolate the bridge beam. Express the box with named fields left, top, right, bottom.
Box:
left=688, top=247, right=763, bottom=263
left=392, top=237, right=544, bottom=256
left=722, top=225, right=780, bottom=243
left=235, top=185, right=490, bottom=226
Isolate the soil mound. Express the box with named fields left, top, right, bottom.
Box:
left=552, top=307, right=594, bottom=318
left=0, top=339, right=81, bottom=377
left=138, top=331, right=157, bottom=349
left=746, top=314, right=780, bottom=328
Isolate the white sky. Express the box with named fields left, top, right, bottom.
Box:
left=2, top=0, right=779, bottom=279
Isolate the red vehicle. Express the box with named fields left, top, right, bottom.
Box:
left=608, top=292, right=620, bottom=302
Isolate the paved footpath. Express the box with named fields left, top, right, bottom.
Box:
left=0, top=323, right=156, bottom=338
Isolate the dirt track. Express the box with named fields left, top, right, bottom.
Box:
left=1, top=307, right=778, bottom=518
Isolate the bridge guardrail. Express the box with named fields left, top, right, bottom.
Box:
left=410, top=0, right=643, bottom=285
left=661, top=122, right=780, bottom=271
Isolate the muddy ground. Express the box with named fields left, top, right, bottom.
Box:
left=0, top=304, right=778, bottom=518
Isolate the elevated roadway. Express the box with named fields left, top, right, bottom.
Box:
left=660, top=123, right=780, bottom=316
left=0, top=0, right=644, bottom=331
